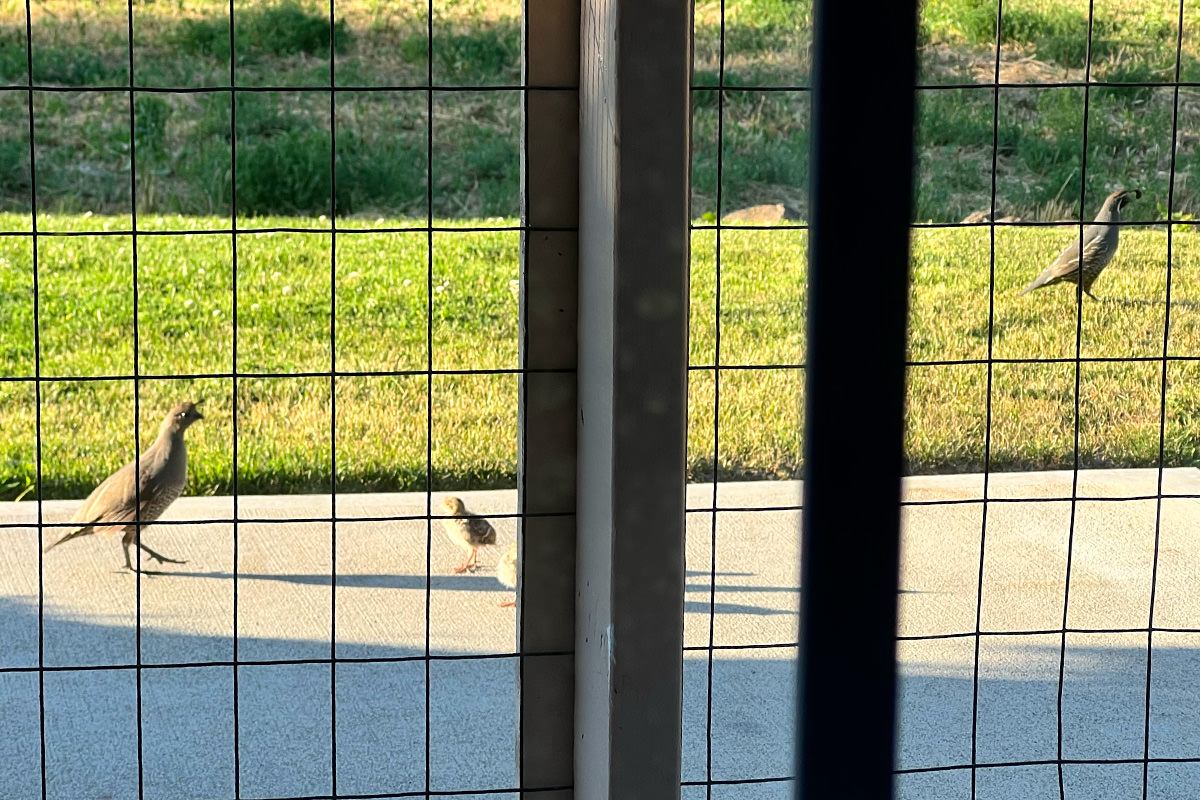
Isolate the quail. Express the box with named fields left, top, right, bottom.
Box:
left=496, top=541, right=518, bottom=608
left=1018, top=188, right=1140, bottom=300
left=439, top=495, right=496, bottom=574
left=44, top=400, right=203, bottom=573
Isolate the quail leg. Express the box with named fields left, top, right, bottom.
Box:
left=139, top=541, right=186, bottom=565
left=122, top=538, right=163, bottom=574
left=453, top=547, right=477, bottom=574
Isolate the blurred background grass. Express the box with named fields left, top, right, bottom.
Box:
left=2, top=0, right=1199, bottom=223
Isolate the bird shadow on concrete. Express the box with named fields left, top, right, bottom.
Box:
left=164, top=570, right=509, bottom=592
left=683, top=599, right=794, bottom=617
left=685, top=582, right=798, bottom=595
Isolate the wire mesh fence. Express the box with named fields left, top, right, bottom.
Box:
left=691, top=0, right=1200, bottom=799
left=6, top=0, right=1198, bottom=798
left=0, top=1, right=555, bottom=798
left=903, top=1, right=1199, bottom=798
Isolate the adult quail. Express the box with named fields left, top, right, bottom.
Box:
left=44, top=400, right=203, bottom=573
left=496, top=541, right=518, bottom=608
left=1018, top=188, right=1140, bottom=300
left=439, top=495, right=496, bottom=574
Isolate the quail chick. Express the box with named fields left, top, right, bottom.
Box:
left=440, top=495, right=496, bottom=574
left=1018, top=188, right=1140, bottom=300
left=496, top=542, right=518, bottom=608
left=44, top=400, right=203, bottom=573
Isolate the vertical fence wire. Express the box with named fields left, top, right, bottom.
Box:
left=1143, top=3, right=1189, bottom=798
left=423, top=2, right=436, bottom=797
left=22, top=0, right=47, bottom=796
left=328, top=0, right=340, bottom=795
left=228, top=2, right=243, bottom=795
left=703, top=0, right=727, bottom=797
left=968, top=0, right=1005, bottom=795
left=124, top=1, right=146, bottom=796
left=1054, top=4, right=1098, bottom=797
left=685, top=0, right=803, bottom=795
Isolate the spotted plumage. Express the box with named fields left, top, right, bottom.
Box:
left=1018, top=189, right=1140, bottom=300
left=439, top=496, right=497, bottom=574
left=44, top=401, right=203, bottom=573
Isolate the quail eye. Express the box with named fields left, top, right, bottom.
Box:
left=177, top=412, right=186, bottom=419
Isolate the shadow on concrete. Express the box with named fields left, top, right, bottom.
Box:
left=7, top=597, right=1200, bottom=800
left=165, top=570, right=509, bottom=593
left=0, top=596, right=519, bottom=800
left=684, top=600, right=794, bottom=617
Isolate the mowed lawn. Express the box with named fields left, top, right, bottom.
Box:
left=2, top=213, right=1200, bottom=499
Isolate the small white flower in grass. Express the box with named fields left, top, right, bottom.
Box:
left=402, top=279, right=412, bottom=287
left=318, top=215, right=329, bottom=223
left=251, top=303, right=260, bottom=312
left=434, top=285, right=446, bottom=294
left=212, top=308, right=221, bottom=317
left=347, top=271, right=360, bottom=279
left=271, top=271, right=282, bottom=281
left=282, top=285, right=293, bottom=295
left=197, top=268, right=206, bottom=276
left=375, top=218, right=385, bottom=226
left=183, top=299, right=194, bottom=308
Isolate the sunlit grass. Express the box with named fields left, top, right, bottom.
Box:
left=3, top=214, right=1200, bottom=499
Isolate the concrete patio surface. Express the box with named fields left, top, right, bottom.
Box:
left=1, top=469, right=1199, bottom=798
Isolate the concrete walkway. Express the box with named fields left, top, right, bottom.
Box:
left=1, top=470, right=1199, bottom=798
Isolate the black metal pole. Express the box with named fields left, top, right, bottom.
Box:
left=798, top=1, right=918, bottom=798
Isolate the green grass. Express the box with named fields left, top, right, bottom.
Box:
left=4, top=213, right=1200, bottom=499
left=0, top=213, right=521, bottom=499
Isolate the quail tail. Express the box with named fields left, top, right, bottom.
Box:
left=1018, top=272, right=1050, bottom=296
left=43, top=526, right=90, bottom=553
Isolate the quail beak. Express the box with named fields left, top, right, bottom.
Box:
left=193, top=398, right=205, bottom=420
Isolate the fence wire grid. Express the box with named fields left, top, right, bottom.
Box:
left=2, top=1, right=570, bottom=799
left=4, top=0, right=1200, bottom=799
left=692, top=0, right=1200, bottom=799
